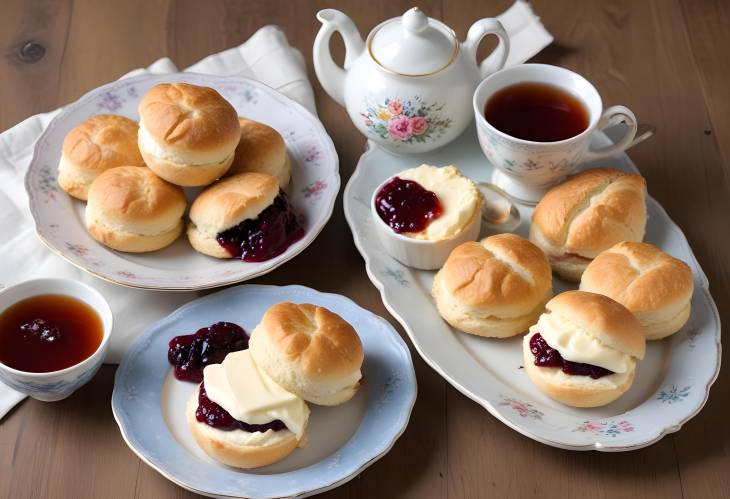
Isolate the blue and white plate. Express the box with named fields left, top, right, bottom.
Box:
left=112, top=285, right=416, bottom=498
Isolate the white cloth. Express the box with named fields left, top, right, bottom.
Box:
left=0, top=5, right=552, bottom=419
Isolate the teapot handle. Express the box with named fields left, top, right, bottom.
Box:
left=314, top=9, right=365, bottom=106
left=463, top=19, right=510, bottom=79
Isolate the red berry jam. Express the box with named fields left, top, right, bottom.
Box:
left=375, top=177, right=443, bottom=234
left=196, top=384, right=286, bottom=432
left=168, top=322, right=248, bottom=383
left=530, top=333, right=614, bottom=379
left=216, top=191, right=304, bottom=262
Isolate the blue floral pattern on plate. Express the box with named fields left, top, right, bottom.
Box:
left=112, top=285, right=416, bottom=498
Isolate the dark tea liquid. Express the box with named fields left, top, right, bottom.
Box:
left=484, top=82, right=590, bottom=142
left=0, top=294, right=103, bottom=372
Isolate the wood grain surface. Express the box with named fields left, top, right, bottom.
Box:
left=1, top=1, right=729, bottom=498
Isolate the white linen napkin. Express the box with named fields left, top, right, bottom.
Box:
left=0, top=3, right=552, bottom=419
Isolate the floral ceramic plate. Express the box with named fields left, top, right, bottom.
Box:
left=112, top=284, right=416, bottom=498
left=25, top=73, right=339, bottom=290
left=343, top=127, right=721, bottom=451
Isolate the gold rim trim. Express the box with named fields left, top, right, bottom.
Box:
left=366, top=20, right=460, bottom=78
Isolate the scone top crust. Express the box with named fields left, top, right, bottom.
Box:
left=580, top=241, right=694, bottom=312
left=229, top=118, right=289, bottom=186
left=86, top=166, right=186, bottom=232
left=257, top=302, right=364, bottom=379
left=531, top=168, right=646, bottom=257
left=189, top=172, right=279, bottom=234
left=62, top=115, right=144, bottom=171
left=545, top=291, right=645, bottom=359
left=439, top=234, right=552, bottom=315
left=138, top=83, right=240, bottom=153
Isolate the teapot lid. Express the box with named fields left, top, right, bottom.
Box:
left=369, top=7, right=458, bottom=76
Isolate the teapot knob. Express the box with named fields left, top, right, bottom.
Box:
left=402, top=7, right=428, bottom=34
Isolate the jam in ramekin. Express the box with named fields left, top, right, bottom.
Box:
left=375, top=177, right=443, bottom=234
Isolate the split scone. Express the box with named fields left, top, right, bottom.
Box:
left=249, top=302, right=364, bottom=406
left=580, top=241, right=693, bottom=340
left=187, top=349, right=309, bottom=469
left=58, top=114, right=145, bottom=200
left=529, top=168, right=647, bottom=282
left=523, top=291, right=646, bottom=408
left=85, top=166, right=186, bottom=252
left=432, top=233, right=552, bottom=338
left=138, top=83, right=240, bottom=186
left=187, top=172, right=303, bottom=261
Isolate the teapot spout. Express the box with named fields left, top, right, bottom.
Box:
left=313, top=9, right=365, bottom=106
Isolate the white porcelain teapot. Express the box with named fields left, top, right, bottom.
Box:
left=314, top=7, right=510, bottom=154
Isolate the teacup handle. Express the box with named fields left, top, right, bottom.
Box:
left=583, top=105, right=638, bottom=162
left=463, top=19, right=510, bottom=78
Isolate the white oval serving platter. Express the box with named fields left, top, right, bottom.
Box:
left=112, top=284, right=417, bottom=498
left=343, top=127, right=721, bottom=451
left=26, top=73, right=339, bottom=290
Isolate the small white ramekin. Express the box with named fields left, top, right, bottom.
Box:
left=371, top=177, right=482, bottom=270
left=0, top=278, right=113, bottom=401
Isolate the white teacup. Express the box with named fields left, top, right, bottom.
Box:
left=473, top=64, right=639, bottom=204
left=0, top=279, right=113, bottom=401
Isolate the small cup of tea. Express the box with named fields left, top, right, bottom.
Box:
left=473, top=63, right=640, bottom=204
left=0, top=278, right=112, bottom=401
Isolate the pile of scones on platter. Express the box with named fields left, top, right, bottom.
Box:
left=429, top=167, right=694, bottom=408
left=56, top=82, right=299, bottom=261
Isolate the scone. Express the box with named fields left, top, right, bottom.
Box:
left=187, top=349, right=309, bottom=469
left=187, top=173, right=303, bottom=261
left=58, top=114, right=145, bottom=200
left=529, top=168, right=647, bottom=282
left=85, top=166, right=186, bottom=252
left=523, top=291, right=646, bottom=408
left=249, top=302, right=364, bottom=406
left=580, top=242, right=693, bottom=340
left=137, top=83, right=240, bottom=186
left=432, top=234, right=552, bottom=338
left=227, top=118, right=291, bottom=188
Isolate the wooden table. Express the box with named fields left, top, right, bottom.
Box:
left=2, top=1, right=729, bottom=497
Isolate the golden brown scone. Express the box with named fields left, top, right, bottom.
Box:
left=186, top=392, right=300, bottom=469
left=228, top=118, right=291, bottom=188
left=580, top=242, right=693, bottom=340
left=432, top=234, right=552, bottom=338
left=529, top=168, right=647, bottom=282
left=523, top=291, right=645, bottom=408
left=85, top=166, right=186, bottom=252
left=249, top=302, right=364, bottom=406
left=58, top=115, right=145, bottom=200
left=137, top=83, right=240, bottom=186
left=187, top=172, right=280, bottom=258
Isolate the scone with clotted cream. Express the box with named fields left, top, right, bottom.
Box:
left=187, top=349, right=310, bottom=469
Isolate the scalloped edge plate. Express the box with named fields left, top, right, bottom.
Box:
left=112, top=284, right=417, bottom=498
left=343, top=127, right=721, bottom=451
left=26, top=73, right=339, bottom=290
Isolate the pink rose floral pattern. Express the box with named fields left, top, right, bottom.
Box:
left=498, top=395, right=543, bottom=420
left=361, top=96, right=452, bottom=144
